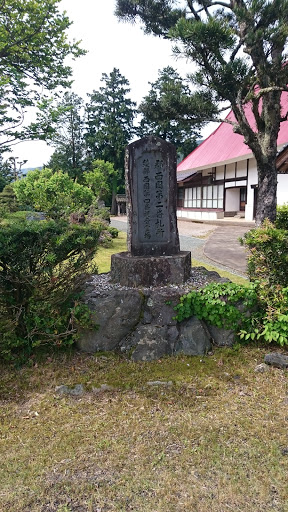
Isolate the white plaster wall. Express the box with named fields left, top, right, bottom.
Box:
left=202, top=168, right=212, bottom=177
left=245, top=158, right=257, bottom=221
left=177, top=210, right=224, bottom=220
left=226, top=163, right=236, bottom=179
left=236, top=160, right=247, bottom=177
left=243, top=162, right=288, bottom=220
left=225, top=188, right=239, bottom=211
left=277, top=175, right=288, bottom=205
left=225, top=180, right=247, bottom=188
left=216, top=165, right=225, bottom=180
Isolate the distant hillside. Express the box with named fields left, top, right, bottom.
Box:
left=20, top=166, right=43, bottom=177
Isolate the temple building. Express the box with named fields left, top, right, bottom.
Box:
left=177, top=94, right=288, bottom=221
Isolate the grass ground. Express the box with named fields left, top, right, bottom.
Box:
left=1, top=347, right=288, bottom=512
left=94, top=232, right=127, bottom=273
left=2, top=225, right=283, bottom=512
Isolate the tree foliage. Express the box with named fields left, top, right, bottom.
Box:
left=0, top=0, right=85, bottom=152
left=116, top=0, right=185, bottom=36
left=0, top=157, right=15, bottom=192
left=0, top=184, right=18, bottom=213
left=116, top=0, right=288, bottom=224
left=36, top=92, right=86, bottom=179
left=85, top=68, right=136, bottom=209
left=83, top=160, right=118, bottom=206
left=138, top=66, right=216, bottom=159
left=13, top=168, right=93, bottom=218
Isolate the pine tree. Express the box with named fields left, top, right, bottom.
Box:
left=43, top=92, right=86, bottom=180
left=116, top=0, right=288, bottom=224
left=138, top=66, right=215, bottom=159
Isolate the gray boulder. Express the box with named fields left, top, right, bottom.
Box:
left=130, top=325, right=178, bottom=361
left=206, top=324, right=235, bottom=347
left=55, top=384, right=84, bottom=396
left=175, top=316, right=212, bottom=355
left=77, top=289, right=144, bottom=352
left=142, top=289, right=179, bottom=326
left=264, top=353, right=288, bottom=369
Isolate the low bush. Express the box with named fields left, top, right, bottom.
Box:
left=13, top=168, right=94, bottom=219
left=175, top=281, right=288, bottom=347
left=276, top=203, right=288, bottom=230
left=0, top=218, right=103, bottom=360
left=241, top=219, right=288, bottom=287
left=176, top=220, right=288, bottom=348
left=175, top=281, right=260, bottom=332
left=86, top=202, right=111, bottom=223
left=0, top=184, right=18, bottom=215
left=107, top=226, right=119, bottom=238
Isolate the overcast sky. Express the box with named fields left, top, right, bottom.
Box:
left=11, top=0, right=216, bottom=169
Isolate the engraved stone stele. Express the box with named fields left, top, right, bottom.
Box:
left=126, top=135, right=180, bottom=256
left=110, top=136, right=191, bottom=287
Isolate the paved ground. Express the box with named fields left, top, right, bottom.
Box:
left=111, top=216, right=254, bottom=277
left=203, top=225, right=249, bottom=274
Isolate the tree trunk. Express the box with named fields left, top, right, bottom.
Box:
left=110, top=190, right=117, bottom=215
left=255, top=158, right=278, bottom=226
left=232, top=90, right=281, bottom=227
left=110, top=175, right=119, bottom=215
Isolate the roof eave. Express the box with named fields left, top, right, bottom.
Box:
left=177, top=141, right=288, bottom=174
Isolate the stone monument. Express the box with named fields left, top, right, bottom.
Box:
left=111, top=136, right=191, bottom=287
left=78, top=136, right=230, bottom=359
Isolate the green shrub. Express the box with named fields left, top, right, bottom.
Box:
left=0, top=185, right=18, bottom=214
left=13, top=168, right=94, bottom=219
left=238, top=283, right=288, bottom=346
left=0, top=218, right=102, bottom=360
left=107, top=226, right=119, bottom=238
left=87, top=202, right=111, bottom=223
left=276, top=203, right=288, bottom=230
left=175, top=281, right=288, bottom=347
left=241, top=219, right=288, bottom=287
left=175, top=221, right=288, bottom=348
left=175, top=282, right=259, bottom=330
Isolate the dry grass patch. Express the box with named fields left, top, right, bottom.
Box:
left=1, top=347, right=288, bottom=511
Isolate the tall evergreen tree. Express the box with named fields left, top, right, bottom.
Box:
left=116, top=0, right=288, bottom=224
left=138, top=66, right=216, bottom=159
left=85, top=68, right=136, bottom=211
left=42, top=92, right=86, bottom=180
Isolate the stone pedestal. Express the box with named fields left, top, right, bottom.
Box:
left=110, top=251, right=191, bottom=287
left=77, top=270, right=235, bottom=361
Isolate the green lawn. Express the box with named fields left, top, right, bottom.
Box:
left=1, top=224, right=287, bottom=512
left=94, top=231, right=127, bottom=273
left=0, top=346, right=287, bottom=512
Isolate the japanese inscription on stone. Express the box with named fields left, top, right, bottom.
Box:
left=140, top=156, right=168, bottom=243
left=126, top=136, right=180, bottom=257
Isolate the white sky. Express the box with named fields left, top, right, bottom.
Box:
left=11, top=0, right=217, bottom=168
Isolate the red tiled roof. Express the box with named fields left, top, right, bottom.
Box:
left=178, top=92, right=288, bottom=172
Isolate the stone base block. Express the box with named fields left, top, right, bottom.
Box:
left=110, top=251, right=191, bottom=287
